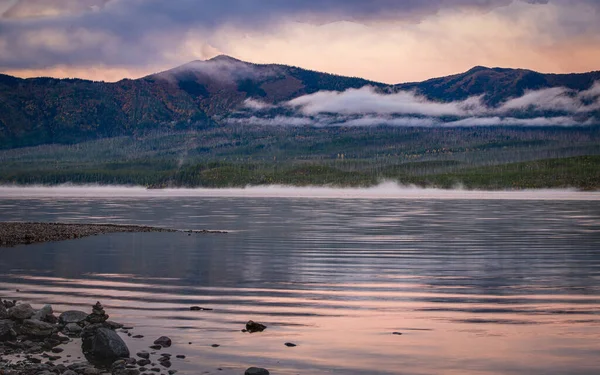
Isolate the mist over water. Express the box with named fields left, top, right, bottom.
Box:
left=0, top=183, right=599, bottom=200
left=0, top=190, right=599, bottom=374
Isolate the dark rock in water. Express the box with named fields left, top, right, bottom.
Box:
left=114, top=369, right=140, bottom=375
left=153, top=336, right=172, bottom=347
left=82, top=327, right=130, bottom=361
left=105, top=321, right=124, bottom=330
left=0, top=319, right=17, bottom=340
left=392, top=332, right=403, bottom=335
left=86, top=302, right=109, bottom=324
left=59, top=310, right=88, bottom=325
left=245, top=320, right=267, bottom=333
left=63, top=322, right=83, bottom=336
left=149, top=344, right=162, bottom=350
left=211, top=344, right=220, bottom=348
left=8, top=303, right=35, bottom=320
left=132, top=334, right=144, bottom=338
left=190, top=306, right=213, bottom=311
left=176, top=354, right=185, bottom=359
left=136, top=351, right=150, bottom=359
left=19, top=319, right=56, bottom=337
left=245, top=367, right=270, bottom=375
left=3, top=300, right=16, bottom=308
left=137, top=358, right=151, bottom=366
left=284, top=342, right=297, bottom=347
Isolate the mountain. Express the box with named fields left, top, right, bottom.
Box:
left=396, top=66, right=600, bottom=106
left=0, top=56, right=599, bottom=149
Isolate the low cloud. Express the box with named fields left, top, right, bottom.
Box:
left=153, top=56, right=282, bottom=83
left=234, top=82, right=600, bottom=127
left=284, top=84, right=600, bottom=117
left=287, top=87, right=485, bottom=116
left=243, top=99, right=275, bottom=111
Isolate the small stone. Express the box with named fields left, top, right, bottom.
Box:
left=51, top=347, right=64, bottom=353
left=149, top=345, right=162, bottom=350
left=392, top=332, right=402, bottom=335
left=189, top=306, right=213, bottom=311
left=245, top=321, right=267, bottom=333
left=137, top=352, right=150, bottom=359
left=211, top=344, right=220, bottom=348
left=245, top=367, right=270, bottom=375
left=137, top=359, right=151, bottom=366
left=175, top=354, right=185, bottom=359
left=284, top=342, right=297, bottom=347
left=153, top=336, right=172, bottom=347
left=132, top=335, right=144, bottom=338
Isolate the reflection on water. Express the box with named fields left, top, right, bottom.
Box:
left=1, top=196, right=600, bottom=374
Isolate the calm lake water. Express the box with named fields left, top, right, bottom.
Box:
left=1, top=188, right=600, bottom=375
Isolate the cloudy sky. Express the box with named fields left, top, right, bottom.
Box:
left=1, top=0, right=599, bottom=83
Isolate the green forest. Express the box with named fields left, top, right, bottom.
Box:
left=1, top=125, right=599, bottom=190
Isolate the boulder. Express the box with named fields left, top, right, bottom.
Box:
left=245, top=320, right=267, bottom=333
left=0, top=302, right=7, bottom=319
left=63, top=322, right=83, bottom=336
left=153, top=336, right=172, bottom=347
left=0, top=319, right=17, bottom=341
left=19, top=319, right=56, bottom=337
left=8, top=303, right=35, bottom=320
left=82, top=327, right=130, bottom=361
left=245, top=367, right=270, bottom=375
left=59, top=310, right=88, bottom=325
left=32, top=304, right=55, bottom=322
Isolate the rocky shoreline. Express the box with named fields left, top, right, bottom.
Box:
left=1, top=299, right=271, bottom=375
left=0, top=222, right=227, bottom=248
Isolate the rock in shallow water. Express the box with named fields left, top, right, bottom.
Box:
left=245, top=367, right=270, bottom=375
left=82, top=327, right=130, bottom=361
left=153, top=336, right=172, bottom=347
left=245, top=320, right=267, bottom=333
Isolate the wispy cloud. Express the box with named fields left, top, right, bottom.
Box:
left=287, top=87, right=485, bottom=116
left=235, top=83, right=600, bottom=127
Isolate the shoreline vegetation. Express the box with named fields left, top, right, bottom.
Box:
left=0, top=222, right=226, bottom=248
left=1, top=127, right=599, bottom=191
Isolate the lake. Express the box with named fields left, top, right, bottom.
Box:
left=1, top=187, right=599, bottom=375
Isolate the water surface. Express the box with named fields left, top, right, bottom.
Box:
left=1, top=189, right=599, bottom=374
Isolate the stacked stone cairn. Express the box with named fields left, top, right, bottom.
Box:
left=81, top=301, right=130, bottom=364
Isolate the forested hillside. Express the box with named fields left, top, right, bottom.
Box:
left=1, top=56, right=598, bottom=149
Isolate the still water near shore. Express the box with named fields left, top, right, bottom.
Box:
left=1, top=188, right=599, bottom=374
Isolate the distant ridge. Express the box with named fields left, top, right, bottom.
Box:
left=0, top=55, right=599, bottom=148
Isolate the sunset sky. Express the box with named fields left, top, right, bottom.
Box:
left=1, top=0, right=599, bottom=83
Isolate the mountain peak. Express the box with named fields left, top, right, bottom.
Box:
left=207, top=55, right=244, bottom=63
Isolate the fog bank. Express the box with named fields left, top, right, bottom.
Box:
left=0, top=183, right=598, bottom=201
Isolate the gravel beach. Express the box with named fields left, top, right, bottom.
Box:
left=0, top=222, right=224, bottom=248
